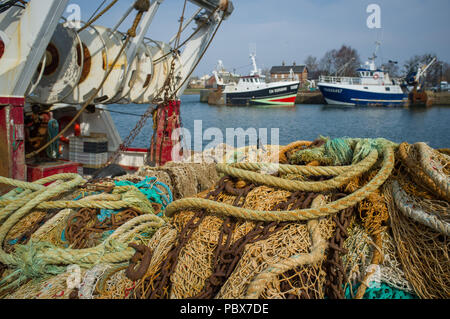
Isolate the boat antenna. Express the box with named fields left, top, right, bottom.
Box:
left=249, top=42, right=261, bottom=76
left=367, top=41, right=381, bottom=71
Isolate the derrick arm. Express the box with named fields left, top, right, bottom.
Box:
left=0, top=0, right=69, bottom=99
left=174, top=0, right=233, bottom=98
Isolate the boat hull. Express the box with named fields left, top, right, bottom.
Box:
left=225, top=83, right=299, bottom=106
left=318, top=84, right=408, bottom=106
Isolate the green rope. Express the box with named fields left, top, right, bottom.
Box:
left=46, top=118, right=60, bottom=160
left=290, top=137, right=398, bottom=166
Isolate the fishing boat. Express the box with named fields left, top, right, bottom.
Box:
left=318, top=44, right=408, bottom=106
left=0, top=0, right=233, bottom=182
left=214, top=53, right=300, bottom=106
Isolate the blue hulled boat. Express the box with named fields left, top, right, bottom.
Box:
left=318, top=45, right=408, bottom=107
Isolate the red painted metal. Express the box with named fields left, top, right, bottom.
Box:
left=0, top=104, right=26, bottom=180
left=0, top=39, right=4, bottom=60
left=125, top=147, right=149, bottom=152
left=0, top=96, right=25, bottom=107
left=27, top=161, right=80, bottom=182
left=150, top=100, right=182, bottom=166
left=10, top=106, right=25, bottom=180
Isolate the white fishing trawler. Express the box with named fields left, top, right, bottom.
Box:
left=0, top=0, right=233, bottom=182
left=214, top=53, right=300, bottom=106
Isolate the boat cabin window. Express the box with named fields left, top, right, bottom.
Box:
left=385, top=87, right=391, bottom=91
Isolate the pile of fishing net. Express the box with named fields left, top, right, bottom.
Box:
left=0, top=137, right=448, bottom=299
left=136, top=162, right=220, bottom=200
left=87, top=137, right=445, bottom=300
left=0, top=167, right=177, bottom=299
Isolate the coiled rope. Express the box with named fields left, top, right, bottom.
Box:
left=165, top=144, right=395, bottom=222
left=0, top=174, right=165, bottom=293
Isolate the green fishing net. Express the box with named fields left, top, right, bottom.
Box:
left=344, top=282, right=418, bottom=299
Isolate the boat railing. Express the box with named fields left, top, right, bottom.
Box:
left=319, top=75, right=363, bottom=85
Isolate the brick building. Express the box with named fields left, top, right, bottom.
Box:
left=270, top=62, right=308, bottom=86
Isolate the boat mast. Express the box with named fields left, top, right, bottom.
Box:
left=250, top=53, right=260, bottom=76
left=367, top=41, right=381, bottom=71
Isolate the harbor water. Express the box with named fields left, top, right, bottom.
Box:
left=109, top=94, right=450, bottom=150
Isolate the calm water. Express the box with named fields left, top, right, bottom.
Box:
left=109, top=94, right=449, bottom=150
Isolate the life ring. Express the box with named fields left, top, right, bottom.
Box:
left=373, top=74, right=379, bottom=80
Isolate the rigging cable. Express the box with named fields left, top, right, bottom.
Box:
left=0, top=0, right=25, bottom=13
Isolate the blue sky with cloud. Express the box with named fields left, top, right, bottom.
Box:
left=68, top=0, right=450, bottom=76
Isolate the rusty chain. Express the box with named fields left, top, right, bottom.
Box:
left=323, top=193, right=355, bottom=299
left=65, top=207, right=141, bottom=249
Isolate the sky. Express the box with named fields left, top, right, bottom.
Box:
left=66, top=0, right=450, bottom=77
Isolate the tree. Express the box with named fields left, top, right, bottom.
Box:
left=381, top=61, right=400, bottom=78
left=318, top=45, right=361, bottom=77
left=319, top=50, right=336, bottom=75
left=333, top=45, right=361, bottom=77
left=304, top=55, right=319, bottom=79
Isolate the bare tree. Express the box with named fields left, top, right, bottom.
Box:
left=318, top=45, right=361, bottom=76
left=333, top=45, right=361, bottom=77
left=319, top=50, right=336, bottom=75
left=304, top=55, right=319, bottom=79
left=381, top=61, right=400, bottom=78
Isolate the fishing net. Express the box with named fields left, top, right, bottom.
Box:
left=4, top=211, right=54, bottom=251
left=344, top=282, right=418, bottom=299
left=384, top=180, right=450, bottom=299
left=398, top=142, right=449, bottom=201
left=4, top=267, right=86, bottom=299
left=95, top=224, right=178, bottom=299
left=137, top=162, right=220, bottom=200
left=186, top=143, right=282, bottom=165
left=1, top=138, right=448, bottom=300
left=126, top=171, right=363, bottom=299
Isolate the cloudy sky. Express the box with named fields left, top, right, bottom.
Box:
left=68, top=0, right=450, bottom=76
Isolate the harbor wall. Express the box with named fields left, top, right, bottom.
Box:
left=295, top=91, right=325, bottom=104
left=427, top=91, right=450, bottom=106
